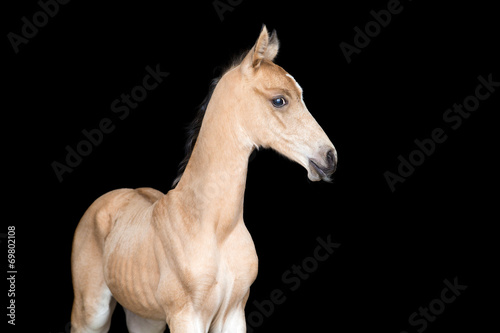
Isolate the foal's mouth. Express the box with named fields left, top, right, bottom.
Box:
left=308, top=159, right=335, bottom=182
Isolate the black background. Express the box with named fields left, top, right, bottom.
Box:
left=4, top=0, right=499, bottom=332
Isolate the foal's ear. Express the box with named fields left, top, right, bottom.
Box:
left=241, top=25, right=280, bottom=74
left=266, top=29, right=280, bottom=61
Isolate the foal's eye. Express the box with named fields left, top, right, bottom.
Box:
left=271, top=97, right=287, bottom=108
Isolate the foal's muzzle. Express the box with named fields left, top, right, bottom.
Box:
left=308, top=148, right=337, bottom=182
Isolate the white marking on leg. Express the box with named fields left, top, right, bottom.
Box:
left=87, top=287, right=116, bottom=333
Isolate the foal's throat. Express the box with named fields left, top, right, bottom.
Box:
left=174, top=84, right=253, bottom=236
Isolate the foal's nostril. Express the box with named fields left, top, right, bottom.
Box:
left=326, top=150, right=334, bottom=164
left=326, top=149, right=336, bottom=173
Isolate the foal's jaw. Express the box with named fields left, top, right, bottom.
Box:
left=282, top=133, right=337, bottom=182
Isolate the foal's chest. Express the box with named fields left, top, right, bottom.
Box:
left=159, top=222, right=259, bottom=320
left=197, top=232, right=259, bottom=322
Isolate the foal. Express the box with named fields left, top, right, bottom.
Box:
left=71, top=26, right=337, bottom=333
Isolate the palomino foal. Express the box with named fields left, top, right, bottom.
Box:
left=71, top=26, right=337, bottom=333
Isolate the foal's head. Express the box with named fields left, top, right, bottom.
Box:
left=224, top=26, right=337, bottom=182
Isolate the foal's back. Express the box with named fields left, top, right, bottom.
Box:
left=73, top=187, right=163, bottom=248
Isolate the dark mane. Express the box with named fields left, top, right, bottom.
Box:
left=171, top=51, right=248, bottom=188
left=171, top=77, right=219, bottom=187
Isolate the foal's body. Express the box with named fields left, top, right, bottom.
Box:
left=73, top=186, right=255, bottom=332
left=71, top=26, right=337, bottom=332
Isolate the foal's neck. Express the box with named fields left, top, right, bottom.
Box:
left=173, top=74, right=253, bottom=239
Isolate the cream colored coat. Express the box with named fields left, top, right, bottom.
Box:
left=71, top=26, right=337, bottom=333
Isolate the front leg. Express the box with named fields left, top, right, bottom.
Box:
left=167, top=307, right=208, bottom=333
left=221, top=308, right=247, bottom=333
